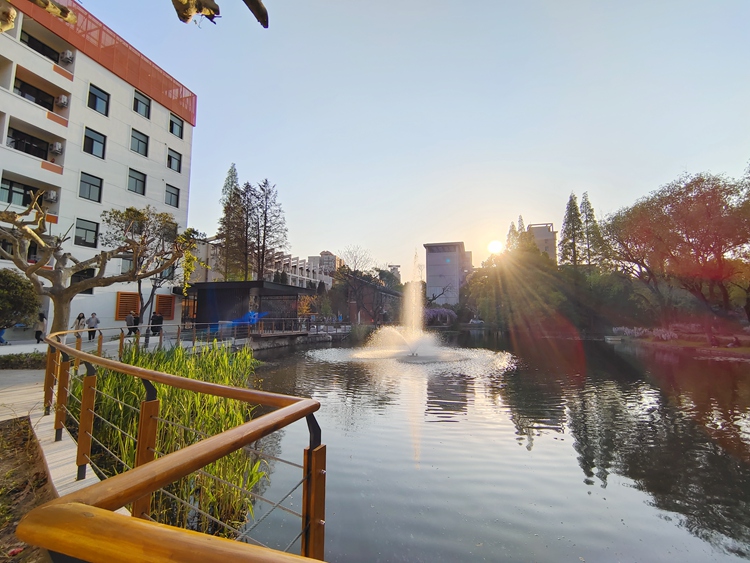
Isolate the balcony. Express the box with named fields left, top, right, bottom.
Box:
left=5, top=117, right=65, bottom=171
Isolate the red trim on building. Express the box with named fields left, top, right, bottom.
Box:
left=40, top=161, right=63, bottom=174
left=51, top=64, right=73, bottom=81
left=46, top=111, right=68, bottom=127
left=10, top=0, right=197, bottom=126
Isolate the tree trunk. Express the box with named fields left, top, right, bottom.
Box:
left=49, top=294, right=71, bottom=335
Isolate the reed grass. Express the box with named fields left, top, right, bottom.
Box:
left=68, top=342, right=266, bottom=536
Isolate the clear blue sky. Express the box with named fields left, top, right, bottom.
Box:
left=85, top=0, right=750, bottom=278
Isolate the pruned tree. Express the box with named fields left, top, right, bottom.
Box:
left=0, top=196, right=197, bottom=333
left=0, top=269, right=39, bottom=329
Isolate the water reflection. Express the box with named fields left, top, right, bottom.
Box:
left=252, top=337, right=750, bottom=561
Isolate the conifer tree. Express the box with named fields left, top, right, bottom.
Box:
left=506, top=222, right=519, bottom=251
left=559, top=193, right=584, bottom=266
left=579, top=192, right=607, bottom=267
left=217, top=164, right=248, bottom=280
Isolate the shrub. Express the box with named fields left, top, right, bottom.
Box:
left=0, top=352, right=46, bottom=370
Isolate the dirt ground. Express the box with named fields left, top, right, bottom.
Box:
left=0, top=417, right=55, bottom=563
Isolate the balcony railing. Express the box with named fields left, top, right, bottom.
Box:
left=17, top=327, right=327, bottom=562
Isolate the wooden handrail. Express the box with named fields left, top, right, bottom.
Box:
left=20, top=503, right=317, bottom=563
left=17, top=329, right=326, bottom=562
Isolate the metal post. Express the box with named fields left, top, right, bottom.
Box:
left=119, top=331, right=125, bottom=359
left=158, top=329, right=163, bottom=349
left=74, top=335, right=82, bottom=371
left=76, top=363, right=97, bottom=480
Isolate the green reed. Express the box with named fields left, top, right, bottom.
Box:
left=68, top=342, right=266, bottom=535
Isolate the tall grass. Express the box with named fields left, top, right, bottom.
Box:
left=68, top=342, right=266, bottom=536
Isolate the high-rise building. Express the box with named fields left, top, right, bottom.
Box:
left=0, top=0, right=195, bottom=327
left=527, top=223, right=557, bottom=264
left=423, top=242, right=473, bottom=306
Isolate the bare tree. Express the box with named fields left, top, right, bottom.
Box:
left=0, top=197, right=197, bottom=333
left=249, top=179, right=287, bottom=281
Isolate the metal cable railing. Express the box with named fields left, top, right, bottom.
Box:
left=24, top=326, right=327, bottom=562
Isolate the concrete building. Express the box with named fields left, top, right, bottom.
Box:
left=423, top=242, right=473, bottom=306
left=271, top=251, right=343, bottom=290
left=527, top=223, right=557, bottom=264
left=0, top=0, right=195, bottom=328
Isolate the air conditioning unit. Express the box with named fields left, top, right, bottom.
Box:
left=60, top=50, right=74, bottom=64
left=55, top=95, right=68, bottom=107
left=50, top=142, right=63, bottom=155
left=43, top=190, right=58, bottom=203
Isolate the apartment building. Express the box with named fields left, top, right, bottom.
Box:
left=527, top=223, right=557, bottom=264
left=271, top=251, right=341, bottom=290
left=0, top=0, right=195, bottom=328
left=423, top=242, right=473, bottom=306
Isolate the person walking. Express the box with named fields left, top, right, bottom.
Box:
left=71, top=313, right=86, bottom=338
left=86, top=313, right=100, bottom=341
left=125, top=311, right=138, bottom=336
left=34, top=313, right=47, bottom=343
left=150, top=312, right=163, bottom=336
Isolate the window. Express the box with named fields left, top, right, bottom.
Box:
left=83, top=128, right=106, bottom=159
left=71, top=268, right=95, bottom=294
left=160, top=264, right=175, bottom=280
left=87, top=84, right=109, bottom=116
left=7, top=128, right=49, bottom=159
left=121, top=255, right=133, bottom=274
left=167, top=149, right=182, bottom=173
left=1, top=179, right=36, bottom=207
left=155, top=294, right=176, bottom=320
left=130, top=129, right=149, bottom=156
left=75, top=218, right=98, bottom=248
left=165, top=184, right=180, bottom=207
left=79, top=172, right=102, bottom=202
left=14, top=78, right=54, bottom=111
left=20, top=31, right=59, bottom=63
left=128, top=169, right=146, bottom=195
left=115, top=292, right=139, bottom=321
left=169, top=114, right=184, bottom=138
left=133, top=90, right=151, bottom=118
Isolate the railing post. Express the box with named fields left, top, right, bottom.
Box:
left=76, top=363, right=97, bottom=480
left=176, top=325, right=181, bottom=343
left=135, top=330, right=141, bottom=348
left=119, top=330, right=125, bottom=359
left=97, top=331, right=103, bottom=356
left=302, top=414, right=325, bottom=560
left=158, top=329, right=163, bottom=349
left=74, top=335, right=82, bottom=371
left=43, top=345, right=56, bottom=415
left=132, top=380, right=159, bottom=520
left=54, top=353, right=71, bottom=442
left=302, top=444, right=326, bottom=560
left=192, top=326, right=196, bottom=346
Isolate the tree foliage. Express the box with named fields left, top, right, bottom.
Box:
left=0, top=269, right=39, bottom=329
left=559, top=193, right=584, bottom=266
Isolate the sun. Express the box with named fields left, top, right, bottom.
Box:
left=487, top=240, right=503, bottom=254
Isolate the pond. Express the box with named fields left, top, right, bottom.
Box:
left=250, top=334, right=750, bottom=562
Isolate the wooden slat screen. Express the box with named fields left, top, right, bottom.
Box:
left=115, top=292, right=140, bottom=321
left=155, top=294, right=175, bottom=320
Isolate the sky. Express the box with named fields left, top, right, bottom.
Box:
left=82, top=0, right=750, bottom=279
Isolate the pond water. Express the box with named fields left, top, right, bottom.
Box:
left=250, top=334, right=750, bottom=562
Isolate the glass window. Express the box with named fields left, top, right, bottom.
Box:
left=20, top=31, right=59, bottom=63
left=74, top=219, right=98, bottom=248
left=165, top=184, right=180, bottom=208
left=1, top=178, right=35, bottom=207
left=130, top=129, right=149, bottom=156
left=83, top=128, right=106, bottom=159
left=14, top=78, right=54, bottom=111
left=167, top=149, right=182, bottom=173
left=79, top=172, right=102, bottom=202
left=70, top=268, right=95, bottom=294
left=160, top=264, right=175, bottom=280
left=133, top=91, right=151, bottom=119
left=7, top=128, right=49, bottom=159
left=121, top=255, right=133, bottom=274
left=128, top=169, right=146, bottom=195
left=169, top=114, right=184, bottom=138
left=87, top=84, right=110, bottom=116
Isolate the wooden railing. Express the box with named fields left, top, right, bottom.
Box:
left=17, top=329, right=327, bottom=562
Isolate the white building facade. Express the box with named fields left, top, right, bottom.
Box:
left=527, top=223, right=557, bottom=264
left=0, top=0, right=195, bottom=329
left=423, top=242, right=473, bottom=306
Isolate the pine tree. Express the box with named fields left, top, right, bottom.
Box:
left=216, top=164, right=248, bottom=280
left=249, top=179, right=288, bottom=281
left=506, top=222, right=518, bottom=251
left=579, top=192, right=607, bottom=267
left=559, top=193, right=584, bottom=266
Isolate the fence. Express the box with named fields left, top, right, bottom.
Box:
left=17, top=327, right=326, bottom=562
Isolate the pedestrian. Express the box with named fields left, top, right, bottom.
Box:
left=150, top=312, right=164, bottom=336
left=34, top=313, right=47, bottom=343
left=85, top=313, right=100, bottom=341
left=0, top=328, right=8, bottom=345
left=125, top=311, right=138, bottom=336
left=71, top=313, right=86, bottom=338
